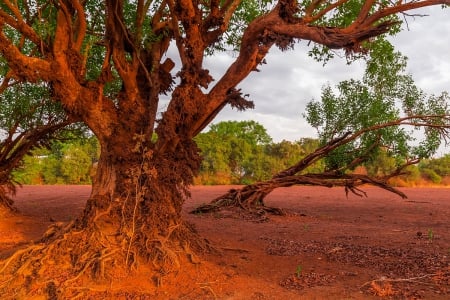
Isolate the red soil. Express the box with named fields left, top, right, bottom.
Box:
left=2, top=185, right=450, bottom=299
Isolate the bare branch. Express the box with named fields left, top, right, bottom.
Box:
left=365, top=0, right=450, bottom=27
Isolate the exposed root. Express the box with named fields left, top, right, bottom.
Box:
left=199, top=284, right=218, bottom=299
left=0, top=217, right=209, bottom=298
left=191, top=186, right=285, bottom=217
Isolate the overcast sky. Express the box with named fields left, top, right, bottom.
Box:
left=201, top=6, right=450, bottom=154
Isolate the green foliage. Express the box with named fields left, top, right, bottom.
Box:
left=208, top=1, right=274, bottom=53
left=304, top=38, right=450, bottom=174
left=365, top=150, right=397, bottom=177
left=13, top=153, right=45, bottom=185
left=419, top=154, right=450, bottom=184
left=208, top=120, right=273, bottom=146
left=195, top=120, right=272, bottom=184
left=307, top=2, right=402, bottom=64
left=10, top=121, right=450, bottom=186
left=421, top=168, right=442, bottom=184
left=265, top=138, right=324, bottom=173
left=13, top=137, right=99, bottom=185
left=0, top=82, right=64, bottom=132
left=60, top=144, right=93, bottom=184
left=194, top=121, right=324, bottom=184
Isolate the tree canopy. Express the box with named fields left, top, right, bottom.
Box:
left=305, top=40, right=450, bottom=175
left=195, top=120, right=274, bottom=183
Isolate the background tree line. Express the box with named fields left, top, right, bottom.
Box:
left=13, top=136, right=99, bottom=185
left=12, top=121, right=450, bottom=186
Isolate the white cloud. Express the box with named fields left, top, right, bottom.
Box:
left=391, top=7, right=450, bottom=95
left=204, top=6, right=450, bottom=156
left=205, top=46, right=366, bottom=140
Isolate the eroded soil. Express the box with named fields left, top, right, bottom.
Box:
left=2, top=185, right=450, bottom=299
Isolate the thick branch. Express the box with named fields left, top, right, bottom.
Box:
left=70, top=0, right=87, bottom=51
left=364, top=0, right=450, bottom=28
left=0, top=29, right=51, bottom=82
left=203, top=0, right=243, bottom=45
left=0, top=2, right=43, bottom=47
left=190, top=0, right=449, bottom=138
left=275, top=132, right=353, bottom=178
left=277, top=114, right=450, bottom=178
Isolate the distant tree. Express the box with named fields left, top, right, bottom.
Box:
left=266, top=138, right=324, bottom=173
left=13, top=136, right=99, bottom=185
left=193, top=41, right=450, bottom=215
left=60, top=144, right=93, bottom=184
left=419, top=154, right=450, bottom=183
left=196, top=121, right=273, bottom=184
left=195, top=122, right=325, bottom=184
left=208, top=121, right=273, bottom=146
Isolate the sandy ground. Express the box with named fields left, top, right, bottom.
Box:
left=1, top=185, right=450, bottom=299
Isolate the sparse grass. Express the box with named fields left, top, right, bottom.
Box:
left=296, top=265, right=303, bottom=278
left=428, top=228, right=434, bottom=242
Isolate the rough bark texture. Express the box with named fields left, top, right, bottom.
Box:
left=0, top=134, right=207, bottom=297
left=191, top=173, right=410, bottom=217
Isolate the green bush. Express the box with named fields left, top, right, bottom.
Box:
left=422, top=168, right=442, bottom=184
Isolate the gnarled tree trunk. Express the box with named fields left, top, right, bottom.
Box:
left=0, top=126, right=205, bottom=297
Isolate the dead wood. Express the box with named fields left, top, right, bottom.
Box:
left=191, top=115, right=450, bottom=215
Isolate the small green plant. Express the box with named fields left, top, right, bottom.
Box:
left=296, top=265, right=303, bottom=278
left=303, top=224, right=310, bottom=231
left=427, top=229, right=434, bottom=242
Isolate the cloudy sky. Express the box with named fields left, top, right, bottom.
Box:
left=201, top=6, right=450, bottom=154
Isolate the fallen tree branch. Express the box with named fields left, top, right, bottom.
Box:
left=191, top=114, right=450, bottom=215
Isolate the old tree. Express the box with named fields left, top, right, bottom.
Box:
left=0, top=0, right=449, bottom=297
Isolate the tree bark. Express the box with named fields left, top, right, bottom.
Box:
left=0, top=128, right=205, bottom=297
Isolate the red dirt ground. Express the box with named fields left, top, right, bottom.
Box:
left=2, top=185, right=450, bottom=299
